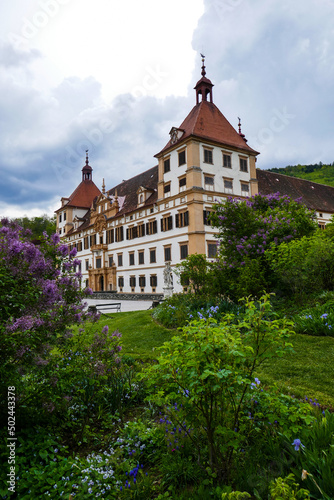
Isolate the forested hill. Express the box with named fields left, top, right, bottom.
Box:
left=267, top=162, right=334, bottom=187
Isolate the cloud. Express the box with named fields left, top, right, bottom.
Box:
left=0, top=41, right=41, bottom=67
left=191, top=0, right=334, bottom=168
left=1, top=0, right=334, bottom=218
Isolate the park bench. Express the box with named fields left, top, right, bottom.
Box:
left=88, top=303, right=121, bottom=314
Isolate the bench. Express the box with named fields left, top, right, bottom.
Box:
left=88, top=303, right=121, bottom=314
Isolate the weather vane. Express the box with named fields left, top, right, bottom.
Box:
left=200, top=53, right=206, bottom=77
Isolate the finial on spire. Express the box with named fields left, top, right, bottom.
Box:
left=102, top=178, right=105, bottom=194
left=85, top=149, right=89, bottom=166
left=200, top=53, right=206, bottom=77
left=238, top=117, right=242, bottom=135
left=238, top=117, right=247, bottom=142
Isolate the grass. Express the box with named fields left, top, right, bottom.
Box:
left=95, top=309, right=175, bottom=359
left=255, top=332, right=334, bottom=409
left=94, top=309, right=334, bottom=409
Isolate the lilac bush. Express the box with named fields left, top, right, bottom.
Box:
left=0, top=218, right=95, bottom=420
left=211, top=193, right=317, bottom=270
left=209, top=193, right=317, bottom=297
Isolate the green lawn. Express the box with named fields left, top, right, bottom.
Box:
left=255, top=332, right=334, bottom=409
left=96, top=309, right=175, bottom=359
left=89, top=310, right=334, bottom=408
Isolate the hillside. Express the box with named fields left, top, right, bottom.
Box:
left=267, top=162, right=334, bottom=187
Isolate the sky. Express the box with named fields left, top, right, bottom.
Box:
left=1, top=0, right=334, bottom=218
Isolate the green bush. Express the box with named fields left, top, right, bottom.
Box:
left=266, top=231, right=334, bottom=299
left=152, top=293, right=242, bottom=329
left=145, top=295, right=295, bottom=482
left=293, top=302, right=334, bottom=336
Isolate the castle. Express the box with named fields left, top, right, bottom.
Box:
left=56, top=59, right=334, bottom=294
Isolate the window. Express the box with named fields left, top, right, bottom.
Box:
left=109, top=256, right=113, bottom=267
left=99, top=233, right=104, bottom=245
left=178, top=150, right=186, bottom=166
left=224, top=179, right=233, bottom=193
left=107, top=228, right=114, bottom=244
left=164, top=158, right=170, bottom=173
left=138, top=224, right=145, bottom=237
left=180, top=244, right=188, bottom=260
left=96, top=257, right=101, bottom=269
left=129, top=276, right=136, bottom=288
left=179, top=176, right=186, bottom=192
left=318, top=223, right=326, bottom=230
left=129, top=253, right=135, bottom=266
left=164, top=246, right=171, bottom=262
left=150, top=275, right=157, bottom=287
left=127, top=226, right=138, bottom=240
left=90, top=234, right=96, bottom=247
left=63, top=212, right=67, bottom=221
left=77, top=240, right=83, bottom=252
left=161, top=215, right=173, bottom=232
left=241, top=182, right=249, bottom=194
left=138, top=251, right=144, bottom=265
left=117, top=253, right=123, bottom=267
left=84, top=236, right=89, bottom=249
left=175, top=211, right=189, bottom=228
left=146, top=220, right=157, bottom=235
left=204, top=175, right=214, bottom=191
left=203, top=210, right=212, bottom=226
left=164, top=183, right=171, bottom=197
left=150, top=248, right=156, bottom=263
left=139, top=276, right=146, bottom=288
left=208, top=243, right=217, bottom=258
left=118, top=276, right=124, bottom=288
left=223, top=154, right=232, bottom=168
left=239, top=157, right=248, bottom=172
left=115, top=226, right=124, bottom=242
left=204, top=148, right=213, bottom=164
left=59, top=214, right=62, bottom=223
left=85, top=260, right=89, bottom=271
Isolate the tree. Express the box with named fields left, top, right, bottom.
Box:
left=174, top=253, right=215, bottom=295
left=209, top=193, right=317, bottom=297
left=0, top=218, right=93, bottom=422
left=13, top=214, right=56, bottom=239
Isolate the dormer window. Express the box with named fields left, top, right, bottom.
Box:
left=170, top=127, right=184, bottom=144
left=137, top=187, right=146, bottom=206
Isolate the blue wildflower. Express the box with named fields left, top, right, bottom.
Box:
left=292, top=439, right=304, bottom=451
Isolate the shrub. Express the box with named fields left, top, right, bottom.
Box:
left=293, top=303, right=334, bottom=337
left=266, top=231, right=334, bottom=298
left=145, top=295, right=295, bottom=482
left=209, top=193, right=317, bottom=298
left=0, top=218, right=96, bottom=422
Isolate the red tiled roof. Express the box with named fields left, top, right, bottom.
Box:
left=60, top=180, right=101, bottom=210
left=156, top=100, right=259, bottom=156
left=257, top=169, right=334, bottom=212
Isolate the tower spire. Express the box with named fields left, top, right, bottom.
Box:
left=82, top=150, right=93, bottom=181
left=194, top=54, right=214, bottom=104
